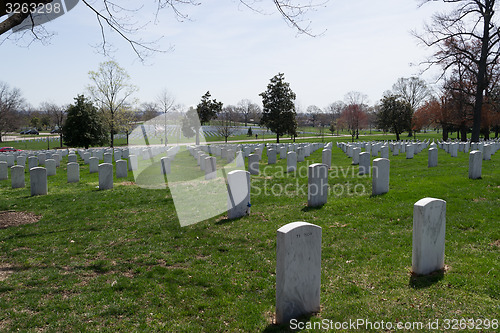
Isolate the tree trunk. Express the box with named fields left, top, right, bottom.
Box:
left=482, top=127, right=490, bottom=140
left=276, top=133, right=279, bottom=143
left=442, top=127, right=449, bottom=141
left=471, top=2, right=492, bottom=143
left=460, top=125, right=467, bottom=142
left=60, top=134, right=63, bottom=147
left=396, top=131, right=400, bottom=141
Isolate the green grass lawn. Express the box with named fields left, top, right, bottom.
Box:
left=0, top=140, right=499, bottom=332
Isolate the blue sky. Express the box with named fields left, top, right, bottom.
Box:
left=2, top=0, right=450, bottom=111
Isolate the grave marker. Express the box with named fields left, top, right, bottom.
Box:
left=372, top=158, right=389, bottom=195
left=428, top=148, right=438, bottom=168
left=67, top=162, right=80, bottom=183
left=116, top=160, right=128, bottom=178
left=308, top=163, right=329, bottom=207
left=276, top=222, right=321, bottom=324
left=0, top=161, right=7, bottom=180
left=30, top=167, right=47, bottom=196
left=227, top=170, right=251, bottom=219
left=412, top=198, right=446, bottom=275
left=11, top=165, right=25, bottom=188
left=468, top=150, right=482, bottom=179
left=98, top=163, right=113, bottom=190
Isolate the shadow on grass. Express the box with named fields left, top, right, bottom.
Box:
left=409, top=269, right=445, bottom=289
left=301, top=205, right=324, bottom=212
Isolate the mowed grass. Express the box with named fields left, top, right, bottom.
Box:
left=0, top=140, right=498, bottom=332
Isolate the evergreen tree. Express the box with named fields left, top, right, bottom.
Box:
left=377, top=94, right=413, bottom=141
left=62, top=95, right=108, bottom=149
left=259, top=73, right=297, bottom=143
left=197, top=91, right=222, bottom=125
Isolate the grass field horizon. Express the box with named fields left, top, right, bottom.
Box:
left=0, top=137, right=498, bottom=332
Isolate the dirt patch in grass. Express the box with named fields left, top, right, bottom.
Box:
left=492, top=240, right=500, bottom=248
left=119, top=181, right=136, bottom=186
left=0, top=211, right=41, bottom=229
left=0, top=263, right=15, bottom=282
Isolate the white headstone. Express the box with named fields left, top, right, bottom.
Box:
left=128, top=155, right=138, bottom=171
left=406, top=144, right=414, bottom=159
left=67, top=162, right=80, bottom=183
left=204, top=156, right=217, bottom=180
left=6, top=155, right=15, bottom=167
left=428, top=148, right=438, bottom=168
left=287, top=151, right=297, bottom=173
left=268, top=149, right=277, bottom=165
left=28, top=156, right=38, bottom=169
left=103, top=153, right=113, bottom=164
left=308, top=163, right=329, bottom=207
left=372, top=158, right=390, bottom=195
left=227, top=170, right=251, bottom=219
left=16, top=155, right=26, bottom=167
left=89, top=157, right=99, bottom=173
left=380, top=146, right=389, bottom=159
left=83, top=152, right=91, bottom=164
left=297, top=147, right=305, bottom=162
left=276, top=222, right=321, bottom=324
left=248, top=154, right=260, bottom=175
left=30, top=167, right=47, bottom=196
left=98, top=163, right=113, bottom=190
left=352, top=147, right=361, bottom=165
left=469, top=150, right=482, bottom=179
left=11, top=165, right=25, bottom=188
left=450, top=143, right=458, bottom=157
left=321, top=149, right=332, bottom=169
left=279, top=146, right=287, bottom=159
left=412, top=198, right=446, bottom=275
left=483, top=144, right=491, bottom=161
left=45, top=159, right=56, bottom=176
left=161, top=157, right=171, bottom=175
left=38, top=153, right=46, bottom=166
left=116, top=159, right=128, bottom=178
left=358, top=152, right=370, bottom=176
left=68, top=154, right=77, bottom=163
left=0, top=161, right=7, bottom=180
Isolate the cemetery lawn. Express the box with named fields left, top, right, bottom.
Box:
left=0, top=142, right=499, bottom=332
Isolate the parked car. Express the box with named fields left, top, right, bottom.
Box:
left=50, top=128, right=60, bottom=134
left=0, top=147, right=21, bottom=152
left=20, top=128, right=39, bottom=135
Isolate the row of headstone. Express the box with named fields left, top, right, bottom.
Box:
left=187, top=145, right=252, bottom=219
left=438, top=139, right=500, bottom=159
left=276, top=197, right=446, bottom=324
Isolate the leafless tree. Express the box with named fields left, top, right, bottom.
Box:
left=216, top=105, right=236, bottom=143
left=415, top=0, right=500, bottom=142
left=40, top=101, right=66, bottom=147
left=0, top=81, right=24, bottom=142
left=237, top=99, right=261, bottom=127
left=306, top=105, right=321, bottom=127
left=88, top=60, right=138, bottom=147
left=324, top=101, right=344, bottom=135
